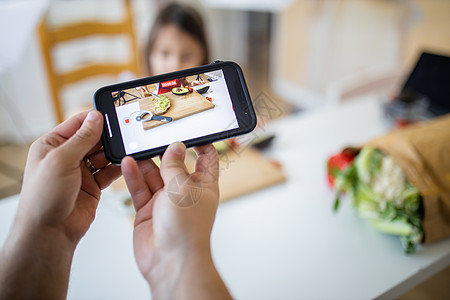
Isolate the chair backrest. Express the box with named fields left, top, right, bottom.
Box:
left=38, top=0, right=139, bottom=123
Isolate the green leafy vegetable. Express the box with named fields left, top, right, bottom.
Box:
left=332, top=147, right=424, bottom=253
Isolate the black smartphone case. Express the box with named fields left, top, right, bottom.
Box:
left=94, top=61, right=257, bottom=164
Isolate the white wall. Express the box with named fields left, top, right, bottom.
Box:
left=0, top=36, right=54, bottom=143
left=270, top=0, right=450, bottom=107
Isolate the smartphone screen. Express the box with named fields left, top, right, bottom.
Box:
left=94, top=61, right=256, bottom=163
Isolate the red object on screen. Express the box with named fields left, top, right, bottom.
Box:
left=158, top=79, right=181, bottom=94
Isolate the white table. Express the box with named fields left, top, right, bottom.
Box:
left=1, top=96, right=449, bottom=299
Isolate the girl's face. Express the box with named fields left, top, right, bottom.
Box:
left=149, top=24, right=205, bottom=75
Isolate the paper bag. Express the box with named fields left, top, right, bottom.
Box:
left=367, top=115, right=450, bottom=243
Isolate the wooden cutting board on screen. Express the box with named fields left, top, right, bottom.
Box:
left=138, top=91, right=215, bottom=130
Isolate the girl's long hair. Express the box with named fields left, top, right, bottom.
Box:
left=144, top=3, right=210, bottom=75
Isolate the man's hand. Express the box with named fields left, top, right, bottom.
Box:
left=18, top=110, right=120, bottom=243
left=0, top=110, right=121, bottom=299
left=122, top=142, right=231, bottom=299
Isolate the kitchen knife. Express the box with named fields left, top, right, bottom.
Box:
left=136, top=111, right=172, bottom=123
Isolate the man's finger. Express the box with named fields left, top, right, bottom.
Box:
left=137, top=158, right=163, bottom=195
left=159, top=142, right=189, bottom=184
left=54, top=110, right=91, bottom=139
left=94, top=164, right=122, bottom=190
left=86, top=140, right=103, bottom=157
left=30, top=110, right=93, bottom=161
left=194, top=144, right=219, bottom=182
left=122, top=156, right=152, bottom=212
left=88, top=149, right=111, bottom=170
left=55, top=111, right=103, bottom=166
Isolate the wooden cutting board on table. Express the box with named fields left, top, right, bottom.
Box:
left=217, top=147, right=286, bottom=201
left=138, top=91, right=215, bottom=130
left=111, top=146, right=286, bottom=203
left=185, top=146, right=286, bottom=202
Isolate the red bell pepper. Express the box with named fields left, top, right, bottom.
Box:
left=326, top=148, right=358, bottom=187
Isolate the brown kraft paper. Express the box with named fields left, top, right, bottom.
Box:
left=366, top=115, right=450, bottom=244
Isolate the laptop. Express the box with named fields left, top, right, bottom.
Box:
left=401, top=52, right=450, bottom=116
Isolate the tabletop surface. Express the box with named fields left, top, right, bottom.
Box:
left=1, top=96, right=449, bottom=299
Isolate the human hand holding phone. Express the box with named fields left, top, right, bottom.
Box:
left=121, top=142, right=231, bottom=299
left=0, top=110, right=121, bottom=299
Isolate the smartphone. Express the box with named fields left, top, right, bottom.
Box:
left=94, top=61, right=257, bottom=164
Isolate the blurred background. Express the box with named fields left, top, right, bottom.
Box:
left=1, top=0, right=450, bottom=206
left=1, top=0, right=450, bottom=208
left=0, top=0, right=449, bottom=297
left=2, top=0, right=449, bottom=144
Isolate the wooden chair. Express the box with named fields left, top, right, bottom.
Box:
left=38, top=0, right=139, bottom=123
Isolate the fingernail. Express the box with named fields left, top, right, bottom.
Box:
left=170, top=142, right=186, bottom=155
left=86, top=111, right=100, bottom=122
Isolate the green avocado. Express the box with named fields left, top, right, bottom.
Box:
left=172, top=87, right=189, bottom=95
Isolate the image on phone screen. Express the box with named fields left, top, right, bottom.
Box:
left=111, top=70, right=239, bottom=155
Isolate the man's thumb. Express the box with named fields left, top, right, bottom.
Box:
left=160, top=142, right=188, bottom=183
left=57, top=111, right=103, bottom=163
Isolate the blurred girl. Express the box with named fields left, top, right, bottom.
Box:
left=145, top=2, right=210, bottom=76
